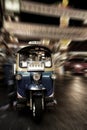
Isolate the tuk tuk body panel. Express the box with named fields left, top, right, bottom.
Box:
left=42, top=71, right=53, bottom=96
left=16, top=71, right=31, bottom=97
left=16, top=65, right=53, bottom=72
left=17, top=71, right=53, bottom=97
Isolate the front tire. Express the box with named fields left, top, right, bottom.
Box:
left=32, top=97, right=43, bottom=122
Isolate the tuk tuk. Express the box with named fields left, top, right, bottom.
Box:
left=15, top=44, right=56, bottom=121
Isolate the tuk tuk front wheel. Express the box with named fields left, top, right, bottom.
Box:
left=32, top=97, right=43, bottom=121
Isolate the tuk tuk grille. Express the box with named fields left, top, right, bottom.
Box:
left=27, top=62, right=44, bottom=71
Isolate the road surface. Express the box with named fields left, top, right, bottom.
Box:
left=0, top=74, right=87, bottom=130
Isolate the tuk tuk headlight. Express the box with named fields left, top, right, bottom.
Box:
left=51, top=73, right=56, bottom=80
left=16, top=74, right=22, bottom=80
left=33, top=73, right=41, bottom=81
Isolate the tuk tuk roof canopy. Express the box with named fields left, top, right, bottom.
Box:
left=17, top=44, right=52, bottom=56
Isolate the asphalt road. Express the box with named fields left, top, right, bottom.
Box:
left=0, top=75, right=87, bottom=130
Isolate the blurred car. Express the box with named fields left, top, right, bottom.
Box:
left=64, top=57, right=87, bottom=75
left=82, top=59, right=87, bottom=77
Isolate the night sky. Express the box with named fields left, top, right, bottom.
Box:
left=30, top=0, right=62, bottom=4
left=30, top=0, right=87, bottom=10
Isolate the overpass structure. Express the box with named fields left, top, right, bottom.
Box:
left=20, top=1, right=87, bottom=20
left=3, top=0, right=87, bottom=41
left=2, top=0, right=87, bottom=55
left=4, top=21, right=87, bottom=41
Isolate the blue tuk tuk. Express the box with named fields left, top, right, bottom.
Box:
left=15, top=44, right=56, bottom=121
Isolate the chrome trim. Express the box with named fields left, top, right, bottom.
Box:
left=49, top=92, right=54, bottom=97
left=17, top=92, right=23, bottom=98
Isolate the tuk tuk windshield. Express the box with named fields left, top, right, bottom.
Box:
left=18, top=45, right=52, bottom=68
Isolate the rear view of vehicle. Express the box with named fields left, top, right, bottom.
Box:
left=70, top=58, right=84, bottom=74
left=64, top=57, right=87, bottom=75
left=15, top=44, right=56, bottom=121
